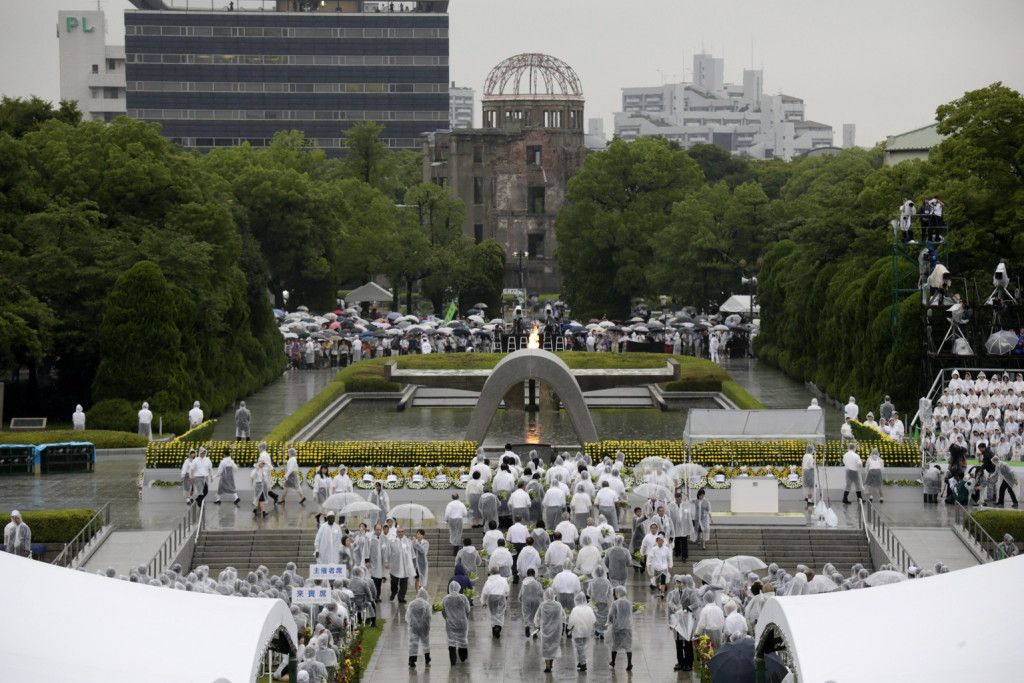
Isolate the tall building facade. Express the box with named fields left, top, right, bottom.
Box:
left=843, top=123, right=856, bottom=148
left=449, top=82, right=473, bottom=128
left=123, top=1, right=449, bottom=155
left=614, top=53, right=832, bottom=160
left=423, top=53, right=586, bottom=293
left=57, top=10, right=127, bottom=122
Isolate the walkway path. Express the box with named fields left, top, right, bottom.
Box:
left=722, top=357, right=844, bottom=437
left=210, top=367, right=336, bottom=440
left=893, top=527, right=979, bottom=571
left=81, top=530, right=170, bottom=576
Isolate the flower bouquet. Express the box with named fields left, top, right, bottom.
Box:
left=631, top=602, right=645, bottom=614
left=432, top=602, right=444, bottom=613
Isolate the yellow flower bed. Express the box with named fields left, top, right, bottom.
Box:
left=585, top=439, right=919, bottom=467
left=145, top=440, right=476, bottom=468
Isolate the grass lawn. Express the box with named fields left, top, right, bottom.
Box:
left=358, top=619, right=385, bottom=674
left=0, top=429, right=147, bottom=448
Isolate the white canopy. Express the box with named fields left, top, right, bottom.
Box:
left=345, top=281, right=394, bottom=304
left=719, top=294, right=759, bottom=314
left=0, top=552, right=296, bottom=683
left=756, top=555, right=1024, bottom=682
left=683, top=409, right=825, bottom=444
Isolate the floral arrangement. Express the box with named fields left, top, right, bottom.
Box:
left=463, top=589, right=476, bottom=602
left=541, top=577, right=553, bottom=589
left=331, top=623, right=367, bottom=683
left=432, top=602, right=444, bottom=613
left=632, top=602, right=645, bottom=614
left=694, top=634, right=715, bottom=682
left=706, top=465, right=730, bottom=489
left=407, top=466, right=429, bottom=490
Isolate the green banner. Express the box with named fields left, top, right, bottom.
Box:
left=443, top=298, right=458, bottom=324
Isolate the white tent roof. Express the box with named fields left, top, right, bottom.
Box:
left=0, top=552, right=296, bottom=683
left=683, top=409, right=825, bottom=444
left=345, top=281, right=393, bottom=304
left=755, top=555, right=1024, bottom=682
left=719, top=294, right=759, bottom=314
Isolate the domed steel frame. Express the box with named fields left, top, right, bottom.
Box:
left=483, top=53, right=583, bottom=100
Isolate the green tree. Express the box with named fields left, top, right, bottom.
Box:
left=459, top=240, right=507, bottom=313
left=344, top=121, right=388, bottom=185
left=685, top=143, right=754, bottom=188
left=556, top=137, right=703, bottom=318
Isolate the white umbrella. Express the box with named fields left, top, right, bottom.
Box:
left=865, top=570, right=907, bottom=587
left=633, top=325, right=649, bottom=333
left=985, top=330, right=1019, bottom=356
left=599, top=320, right=615, bottom=328
left=437, top=327, right=454, bottom=335
left=490, top=318, right=504, bottom=325
left=389, top=503, right=436, bottom=527
left=386, top=328, right=403, bottom=336
left=724, top=555, right=767, bottom=573
left=324, top=492, right=365, bottom=511
left=634, top=456, right=674, bottom=479
left=468, top=314, right=485, bottom=324
left=282, top=332, right=299, bottom=340
left=630, top=482, right=673, bottom=501
left=681, top=322, right=696, bottom=329
left=629, top=317, right=644, bottom=323
left=711, top=562, right=745, bottom=589
left=672, top=463, right=707, bottom=487
left=341, top=501, right=381, bottom=519
left=712, top=324, right=730, bottom=331
left=693, top=559, right=724, bottom=583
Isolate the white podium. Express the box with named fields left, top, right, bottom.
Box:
left=729, top=477, right=779, bottom=514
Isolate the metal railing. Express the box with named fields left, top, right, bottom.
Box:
left=147, top=500, right=205, bottom=577
left=52, top=503, right=111, bottom=568
left=951, top=500, right=999, bottom=562
left=859, top=499, right=916, bottom=573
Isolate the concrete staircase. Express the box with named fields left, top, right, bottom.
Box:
left=191, top=526, right=872, bottom=577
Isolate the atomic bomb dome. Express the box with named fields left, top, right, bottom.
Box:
left=483, top=53, right=584, bottom=100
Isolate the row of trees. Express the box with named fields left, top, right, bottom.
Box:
left=556, top=84, right=1024, bottom=409
left=1, top=100, right=499, bottom=425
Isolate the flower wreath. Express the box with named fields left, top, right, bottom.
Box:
left=706, top=465, right=731, bottom=489
left=779, top=465, right=803, bottom=489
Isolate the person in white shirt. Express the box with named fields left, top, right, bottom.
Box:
left=191, top=447, right=213, bottom=504
left=442, top=493, right=468, bottom=556
left=555, top=513, right=579, bottom=547
left=501, top=443, right=521, bottom=468
left=137, top=401, right=153, bottom=440
left=213, top=448, right=240, bottom=505
left=569, top=484, right=593, bottom=529
left=488, top=539, right=514, bottom=578
left=506, top=517, right=529, bottom=580
left=482, top=521, right=504, bottom=555
left=645, top=535, right=672, bottom=598
left=890, top=413, right=906, bottom=440
left=516, top=536, right=542, bottom=579
left=840, top=418, right=854, bottom=442
left=331, top=466, right=353, bottom=495
left=723, top=600, right=747, bottom=639
left=481, top=566, right=510, bottom=638
left=542, top=484, right=567, bottom=530
left=594, top=482, right=620, bottom=531
left=865, top=448, right=885, bottom=503
left=314, top=512, right=340, bottom=565
left=574, top=535, right=602, bottom=577
left=844, top=396, right=859, bottom=422
left=552, top=563, right=582, bottom=611
left=72, top=404, right=86, bottom=431
left=508, top=483, right=531, bottom=522
left=188, top=401, right=204, bottom=430
left=281, top=448, right=306, bottom=504
left=842, top=446, right=864, bottom=505
left=568, top=591, right=597, bottom=672
left=801, top=445, right=817, bottom=507
left=466, top=471, right=485, bottom=528
left=545, top=533, right=573, bottom=570
left=578, top=519, right=602, bottom=549
left=180, top=450, right=196, bottom=503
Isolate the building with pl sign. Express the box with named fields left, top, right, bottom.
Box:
left=57, top=11, right=127, bottom=122
left=123, top=0, right=449, bottom=154
left=614, top=53, right=833, bottom=160
left=423, top=53, right=586, bottom=293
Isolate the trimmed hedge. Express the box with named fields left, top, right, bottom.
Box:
left=0, top=430, right=147, bottom=448
left=345, top=375, right=402, bottom=393
left=175, top=420, right=218, bottom=443
left=663, top=378, right=721, bottom=392
left=88, top=399, right=137, bottom=433
left=969, top=510, right=1024, bottom=544
left=0, top=509, right=97, bottom=543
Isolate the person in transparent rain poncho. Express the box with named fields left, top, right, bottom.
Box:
left=481, top=566, right=510, bottom=638
left=695, top=589, right=726, bottom=648
left=608, top=585, right=634, bottom=670
left=536, top=587, right=564, bottom=673
left=587, top=563, right=614, bottom=639
left=668, top=575, right=697, bottom=671
left=568, top=590, right=597, bottom=672
left=406, top=587, right=432, bottom=669
left=519, top=568, right=544, bottom=637
left=441, top=580, right=471, bottom=665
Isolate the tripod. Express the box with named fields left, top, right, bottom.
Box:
left=985, top=284, right=1017, bottom=306
left=937, top=319, right=971, bottom=354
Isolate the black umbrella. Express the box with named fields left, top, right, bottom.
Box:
left=707, top=639, right=788, bottom=683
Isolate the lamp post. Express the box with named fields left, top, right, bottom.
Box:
left=512, top=250, right=529, bottom=294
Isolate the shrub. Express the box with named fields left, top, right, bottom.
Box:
left=88, top=399, right=137, bottom=432
left=0, top=430, right=147, bottom=448
left=346, top=375, right=401, bottom=393
left=969, top=510, right=1024, bottom=543
left=663, top=378, right=722, bottom=392
left=0, top=509, right=97, bottom=543
left=175, top=420, right=217, bottom=443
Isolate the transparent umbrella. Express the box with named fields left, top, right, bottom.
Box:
left=634, top=456, right=674, bottom=479
left=389, top=503, right=437, bottom=527
left=985, top=330, right=1019, bottom=356
left=341, top=501, right=382, bottom=522
left=865, top=570, right=907, bottom=586
left=710, top=562, right=745, bottom=589
left=692, top=558, right=724, bottom=583
left=671, top=463, right=707, bottom=487
left=724, top=555, right=767, bottom=573
left=630, top=482, right=673, bottom=502
left=324, top=492, right=364, bottom=512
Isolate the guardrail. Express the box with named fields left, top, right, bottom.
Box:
left=910, top=366, right=1017, bottom=433
left=859, top=499, right=916, bottom=573
left=52, top=503, right=110, bottom=568
left=147, top=500, right=205, bottom=577
left=951, top=501, right=998, bottom=562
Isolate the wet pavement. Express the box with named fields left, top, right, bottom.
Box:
left=209, top=367, right=337, bottom=441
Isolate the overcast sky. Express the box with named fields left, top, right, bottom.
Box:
left=3, top=0, right=1024, bottom=146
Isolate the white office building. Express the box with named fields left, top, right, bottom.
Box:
left=57, top=10, right=126, bottom=122
left=614, top=53, right=833, bottom=160
left=584, top=117, right=607, bottom=150
left=843, top=123, right=857, bottom=148
left=449, top=83, right=474, bottom=129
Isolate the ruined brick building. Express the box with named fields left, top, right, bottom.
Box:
left=423, top=53, right=585, bottom=293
